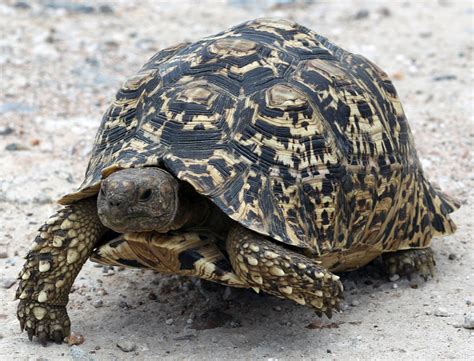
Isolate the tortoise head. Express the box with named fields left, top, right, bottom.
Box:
left=97, top=168, right=179, bottom=233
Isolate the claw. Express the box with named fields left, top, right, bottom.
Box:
left=315, top=310, right=323, bottom=318
left=19, top=319, right=25, bottom=332
left=52, top=330, right=63, bottom=344
left=38, top=331, right=48, bottom=346
left=27, top=328, right=34, bottom=341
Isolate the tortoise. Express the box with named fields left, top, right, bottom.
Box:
left=16, top=18, right=459, bottom=345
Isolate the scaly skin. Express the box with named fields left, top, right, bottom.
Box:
left=382, top=248, right=436, bottom=281
left=226, top=225, right=343, bottom=318
left=16, top=197, right=107, bottom=345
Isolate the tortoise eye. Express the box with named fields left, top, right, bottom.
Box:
left=140, top=189, right=153, bottom=201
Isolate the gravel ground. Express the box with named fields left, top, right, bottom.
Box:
left=0, top=1, right=473, bottom=360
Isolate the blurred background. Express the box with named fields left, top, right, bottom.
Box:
left=0, top=1, right=472, bottom=360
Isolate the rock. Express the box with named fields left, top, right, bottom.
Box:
left=5, top=143, right=30, bottom=151
left=1, top=278, right=16, bottom=289
left=118, top=300, right=129, bottom=309
left=354, top=9, right=370, bottom=20
left=98, top=4, right=114, bottom=14
left=432, top=75, right=457, bottom=82
left=389, top=274, right=400, bottom=282
left=13, top=1, right=31, bottom=9
left=67, top=332, right=85, bottom=346
left=434, top=307, right=450, bottom=317
left=222, top=286, right=233, bottom=300
left=230, top=320, right=241, bottom=328
left=350, top=300, right=360, bottom=307
left=0, top=126, right=14, bottom=136
left=463, top=313, right=474, bottom=329
left=92, top=299, right=103, bottom=308
left=116, top=339, right=137, bottom=352
left=44, top=1, right=95, bottom=14
left=69, top=345, right=93, bottom=361
left=377, top=7, right=391, bottom=17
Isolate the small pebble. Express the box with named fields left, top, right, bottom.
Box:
left=92, top=300, right=103, bottom=308
left=165, top=318, right=174, bottom=325
left=448, top=253, right=456, bottom=260
left=0, top=251, right=8, bottom=259
left=96, top=288, right=108, bottom=296
left=378, top=7, right=391, bottom=17
left=98, top=4, right=114, bottom=14
left=230, top=320, right=241, bottom=328
left=434, top=307, right=450, bottom=317
left=274, top=306, right=282, bottom=312
left=432, top=74, right=457, bottom=81
left=116, top=339, right=137, bottom=352
left=118, top=300, right=129, bottom=309
left=148, top=292, right=157, bottom=300
left=186, top=318, right=193, bottom=325
left=354, top=9, right=369, bottom=20
left=350, top=300, right=360, bottom=307
left=0, top=126, right=13, bottom=136
left=463, top=313, right=474, bottom=329
left=392, top=283, right=398, bottom=289
left=5, top=143, right=30, bottom=151
left=222, top=286, right=233, bottom=301
left=67, top=332, right=85, bottom=346
left=389, top=274, right=400, bottom=282
left=13, top=1, right=31, bottom=9
left=69, top=345, right=93, bottom=361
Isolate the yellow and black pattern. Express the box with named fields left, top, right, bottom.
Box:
left=91, top=231, right=246, bottom=288
left=59, top=18, right=458, bottom=256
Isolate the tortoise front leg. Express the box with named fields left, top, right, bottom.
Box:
left=226, top=225, right=343, bottom=317
left=16, top=197, right=107, bottom=345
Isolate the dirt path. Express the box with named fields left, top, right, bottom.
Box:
left=0, top=1, right=472, bottom=360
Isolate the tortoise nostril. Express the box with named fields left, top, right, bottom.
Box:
left=108, top=198, right=123, bottom=208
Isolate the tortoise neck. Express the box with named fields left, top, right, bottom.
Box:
left=169, top=188, right=211, bottom=230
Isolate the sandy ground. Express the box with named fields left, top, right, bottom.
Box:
left=0, top=0, right=473, bottom=360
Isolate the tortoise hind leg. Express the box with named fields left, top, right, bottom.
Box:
left=382, top=248, right=436, bottom=281
left=226, top=225, right=343, bottom=317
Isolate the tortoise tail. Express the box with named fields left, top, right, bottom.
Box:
left=420, top=176, right=459, bottom=236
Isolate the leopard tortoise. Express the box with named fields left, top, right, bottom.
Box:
left=17, top=18, right=459, bottom=344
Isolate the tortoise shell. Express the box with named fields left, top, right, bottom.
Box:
left=59, top=18, right=458, bottom=254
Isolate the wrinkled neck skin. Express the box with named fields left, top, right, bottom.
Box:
left=170, top=191, right=211, bottom=231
